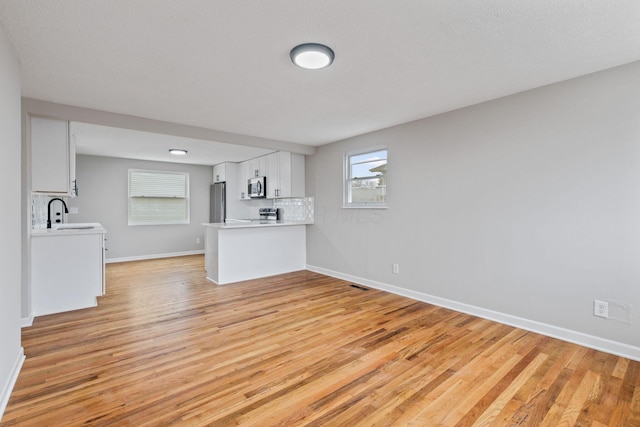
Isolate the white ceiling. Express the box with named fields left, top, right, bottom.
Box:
left=2, top=1, right=640, bottom=156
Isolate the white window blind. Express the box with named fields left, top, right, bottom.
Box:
left=128, top=170, right=189, bottom=225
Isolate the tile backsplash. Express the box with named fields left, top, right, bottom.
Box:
left=32, top=194, right=49, bottom=229
left=274, top=197, right=314, bottom=223
left=32, top=194, right=68, bottom=229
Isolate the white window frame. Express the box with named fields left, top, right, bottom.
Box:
left=128, top=169, right=190, bottom=226
left=343, top=147, right=388, bottom=209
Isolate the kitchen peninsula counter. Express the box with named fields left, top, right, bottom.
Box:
left=202, top=220, right=309, bottom=285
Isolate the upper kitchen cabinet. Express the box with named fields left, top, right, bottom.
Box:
left=237, top=160, right=252, bottom=200
left=238, top=151, right=305, bottom=200
left=213, top=163, right=226, bottom=183
left=247, top=156, right=266, bottom=178
left=265, top=151, right=305, bottom=199
left=31, top=116, right=77, bottom=196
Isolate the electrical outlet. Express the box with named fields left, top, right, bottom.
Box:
left=392, top=263, right=400, bottom=274
left=594, top=300, right=609, bottom=318
left=196, top=237, right=201, bottom=244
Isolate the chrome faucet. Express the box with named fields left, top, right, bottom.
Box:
left=47, top=198, right=69, bottom=229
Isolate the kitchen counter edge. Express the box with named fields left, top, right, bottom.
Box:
left=202, top=220, right=312, bottom=229
left=31, top=223, right=107, bottom=237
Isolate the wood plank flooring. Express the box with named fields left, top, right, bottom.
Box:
left=2, top=255, right=640, bottom=426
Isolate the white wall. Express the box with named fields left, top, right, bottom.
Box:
left=306, top=61, right=640, bottom=359
left=71, top=155, right=212, bottom=261
left=0, top=23, right=24, bottom=418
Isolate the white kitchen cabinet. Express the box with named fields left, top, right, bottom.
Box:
left=265, top=153, right=279, bottom=199
left=237, top=160, right=252, bottom=200
left=249, top=156, right=266, bottom=178
left=213, top=163, right=226, bottom=183
left=31, top=116, right=77, bottom=196
left=218, top=162, right=248, bottom=219
left=238, top=152, right=304, bottom=200
left=31, top=225, right=106, bottom=316
left=265, top=151, right=305, bottom=199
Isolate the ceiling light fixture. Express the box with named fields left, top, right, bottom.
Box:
left=169, top=149, right=188, bottom=155
left=290, top=43, right=334, bottom=70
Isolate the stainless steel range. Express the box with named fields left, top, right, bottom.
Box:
left=258, top=207, right=282, bottom=221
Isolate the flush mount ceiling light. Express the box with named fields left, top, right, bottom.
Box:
left=290, top=43, right=335, bottom=70
left=169, top=149, right=188, bottom=155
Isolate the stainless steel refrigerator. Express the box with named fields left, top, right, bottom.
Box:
left=210, top=182, right=226, bottom=223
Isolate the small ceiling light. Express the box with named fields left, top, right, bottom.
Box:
left=169, top=149, right=188, bottom=155
left=290, top=43, right=334, bottom=70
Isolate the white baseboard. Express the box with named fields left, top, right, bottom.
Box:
left=106, top=250, right=204, bottom=264
left=306, top=264, right=640, bottom=362
left=21, top=313, right=33, bottom=328
left=0, top=347, right=25, bottom=420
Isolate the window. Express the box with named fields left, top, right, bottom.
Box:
left=128, top=169, right=189, bottom=225
left=344, top=148, right=387, bottom=208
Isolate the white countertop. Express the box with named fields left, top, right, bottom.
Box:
left=31, top=222, right=107, bottom=237
left=202, top=219, right=311, bottom=229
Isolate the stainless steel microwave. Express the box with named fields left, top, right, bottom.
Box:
left=248, top=176, right=266, bottom=198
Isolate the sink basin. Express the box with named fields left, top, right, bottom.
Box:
left=54, top=225, right=95, bottom=230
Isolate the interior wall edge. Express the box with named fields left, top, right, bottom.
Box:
left=0, top=348, right=24, bottom=421
left=306, top=264, right=640, bottom=362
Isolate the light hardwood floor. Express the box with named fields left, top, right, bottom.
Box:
left=2, top=255, right=640, bottom=426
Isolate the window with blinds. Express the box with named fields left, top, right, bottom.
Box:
left=128, top=169, right=190, bottom=225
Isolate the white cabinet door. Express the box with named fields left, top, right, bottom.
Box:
left=213, top=163, right=226, bottom=183
left=69, top=134, right=77, bottom=197
left=31, top=233, right=104, bottom=316
left=250, top=156, right=266, bottom=178
left=264, top=152, right=305, bottom=199
left=238, top=160, right=252, bottom=200
left=276, top=151, right=293, bottom=198
left=288, top=153, right=305, bottom=198
left=265, top=152, right=279, bottom=199
left=31, top=117, right=73, bottom=195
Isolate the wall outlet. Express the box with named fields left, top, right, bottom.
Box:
left=69, top=207, right=79, bottom=214
left=392, top=263, right=400, bottom=274
left=196, top=237, right=201, bottom=244
left=594, top=300, right=609, bottom=318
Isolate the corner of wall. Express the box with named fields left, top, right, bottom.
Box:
left=0, top=347, right=24, bottom=421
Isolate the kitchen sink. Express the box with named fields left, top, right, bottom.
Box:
left=54, top=225, right=95, bottom=230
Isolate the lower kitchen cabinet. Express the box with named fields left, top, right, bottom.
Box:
left=31, top=226, right=106, bottom=316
